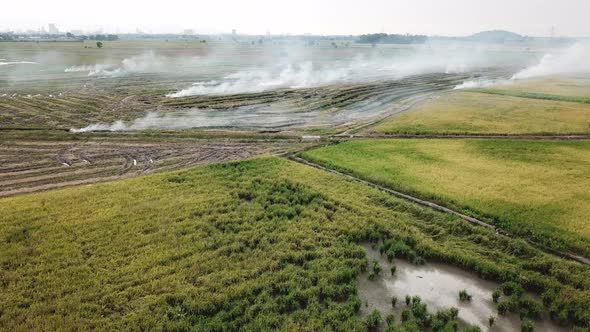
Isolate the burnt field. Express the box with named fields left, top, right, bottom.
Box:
left=0, top=41, right=524, bottom=132
left=0, top=72, right=480, bottom=131
left=0, top=134, right=305, bottom=197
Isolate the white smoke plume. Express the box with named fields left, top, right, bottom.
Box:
left=64, top=52, right=166, bottom=77
left=0, top=61, right=38, bottom=66
left=167, top=45, right=514, bottom=97
left=454, top=78, right=511, bottom=90
left=71, top=110, right=285, bottom=132
left=167, top=61, right=356, bottom=97
left=64, top=65, right=96, bottom=72
left=70, top=96, right=400, bottom=132
left=512, top=43, right=590, bottom=80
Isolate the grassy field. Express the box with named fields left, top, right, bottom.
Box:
left=373, top=91, right=590, bottom=134
left=2, top=157, right=590, bottom=330
left=492, top=78, right=590, bottom=97
left=302, top=139, right=590, bottom=256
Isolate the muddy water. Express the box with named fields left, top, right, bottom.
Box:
left=358, top=243, right=568, bottom=331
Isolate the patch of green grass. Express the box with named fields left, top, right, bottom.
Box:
left=492, top=78, right=590, bottom=97
left=302, top=139, right=590, bottom=256
left=472, top=89, right=590, bottom=104
left=373, top=92, right=590, bottom=135
left=1, top=157, right=590, bottom=329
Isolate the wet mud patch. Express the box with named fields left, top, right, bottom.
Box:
left=358, top=243, right=567, bottom=331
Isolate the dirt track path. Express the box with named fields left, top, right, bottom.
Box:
left=287, top=154, right=590, bottom=266
left=331, top=133, right=590, bottom=140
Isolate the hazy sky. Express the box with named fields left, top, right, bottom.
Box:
left=3, top=0, right=590, bottom=36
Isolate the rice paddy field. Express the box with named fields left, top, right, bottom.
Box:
left=1, top=157, right=589, bottom=330
left=489, top=78, right=590, bottom=97
left=2, top=39, right=590, bottom=331
left=372, top=89, right=590, bottom=135
left=301, top=139, right=590, bottom=256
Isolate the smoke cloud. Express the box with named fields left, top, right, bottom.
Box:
left=70, top=93, right=410, bottom=133
left=453, top=43, right=590, bottom=89
left=454, top=78, right=511, bottom=90
left=64, top=52, right=166, bottom=77
left=0, top=61, right=38, bottom=66
left=71, top=109, right=308, bottom=132
left=167, top=61, right=357, bottom=97
left=512, top=43, right=590, bottom=80
left=167, top=44, right=518, bottom=97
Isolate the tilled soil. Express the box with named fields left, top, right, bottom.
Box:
left=0, top=138, right=303, bottom=197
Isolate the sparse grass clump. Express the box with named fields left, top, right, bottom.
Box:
left=391, top=296, right=398, bottom=307
left=464, top=325, right=482, bottom=332
left=494, top=282, right=543, bottom=320
left=521, top=319, right=535, bottom=332
left=431, top=307, right=460, bottom=332
left=385, top=313, right=395, bottom=326
left=459, top=289, right=473, bottom=302
left=368, top=260, right=381, bottom=280
left=492, top=289, right=502, bottom=303
left=365, top=309, right=382, bottom=331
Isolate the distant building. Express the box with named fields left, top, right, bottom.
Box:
left=71, top=30, right=84, bottom=35
left=232, top=29, right=236, bottom=36
left=183, top=29, right=194, bottom=35
left=48, top=24, right=59, bottom=34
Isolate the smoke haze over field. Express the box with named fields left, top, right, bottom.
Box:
left=167, top=45, right=522, bottom=97
left=64, top=52, right=168, bottom=77
left=453, top=42, right=590, bottom=89
left=0, top=61, right=38, bottom=66
left=454, top=78, right=511, bottom=90
left=512, top=43, right=590, bottom=80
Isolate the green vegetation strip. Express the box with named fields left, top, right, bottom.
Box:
left=301, top=139, right=590, bottom=257
left=341, top=133, right=590, bottom=139
left=472, top=89, right=590, bottom=103
left=290, top=155, right=589, bottom=266
left=1, top=157, right=590, bottom=329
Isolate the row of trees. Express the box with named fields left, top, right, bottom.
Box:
left=357, top=33, right=428, bottom=44
left=0, top=33, right=118, bottom=42
left=79, top=34, right=119, bottom=41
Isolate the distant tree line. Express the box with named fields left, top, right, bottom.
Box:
left=0, top=33, right=119, bottom=42
left=357, top=33, right=428, bottom=44
left=0, top=33, right=13, bottom=41
left=84, top=34, right=119, bottom=41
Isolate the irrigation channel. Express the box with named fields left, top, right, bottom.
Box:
left=287, top=155, right=590, bottom=266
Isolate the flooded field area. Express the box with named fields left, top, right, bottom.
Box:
left=359, top=243, right=568, bottom=331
